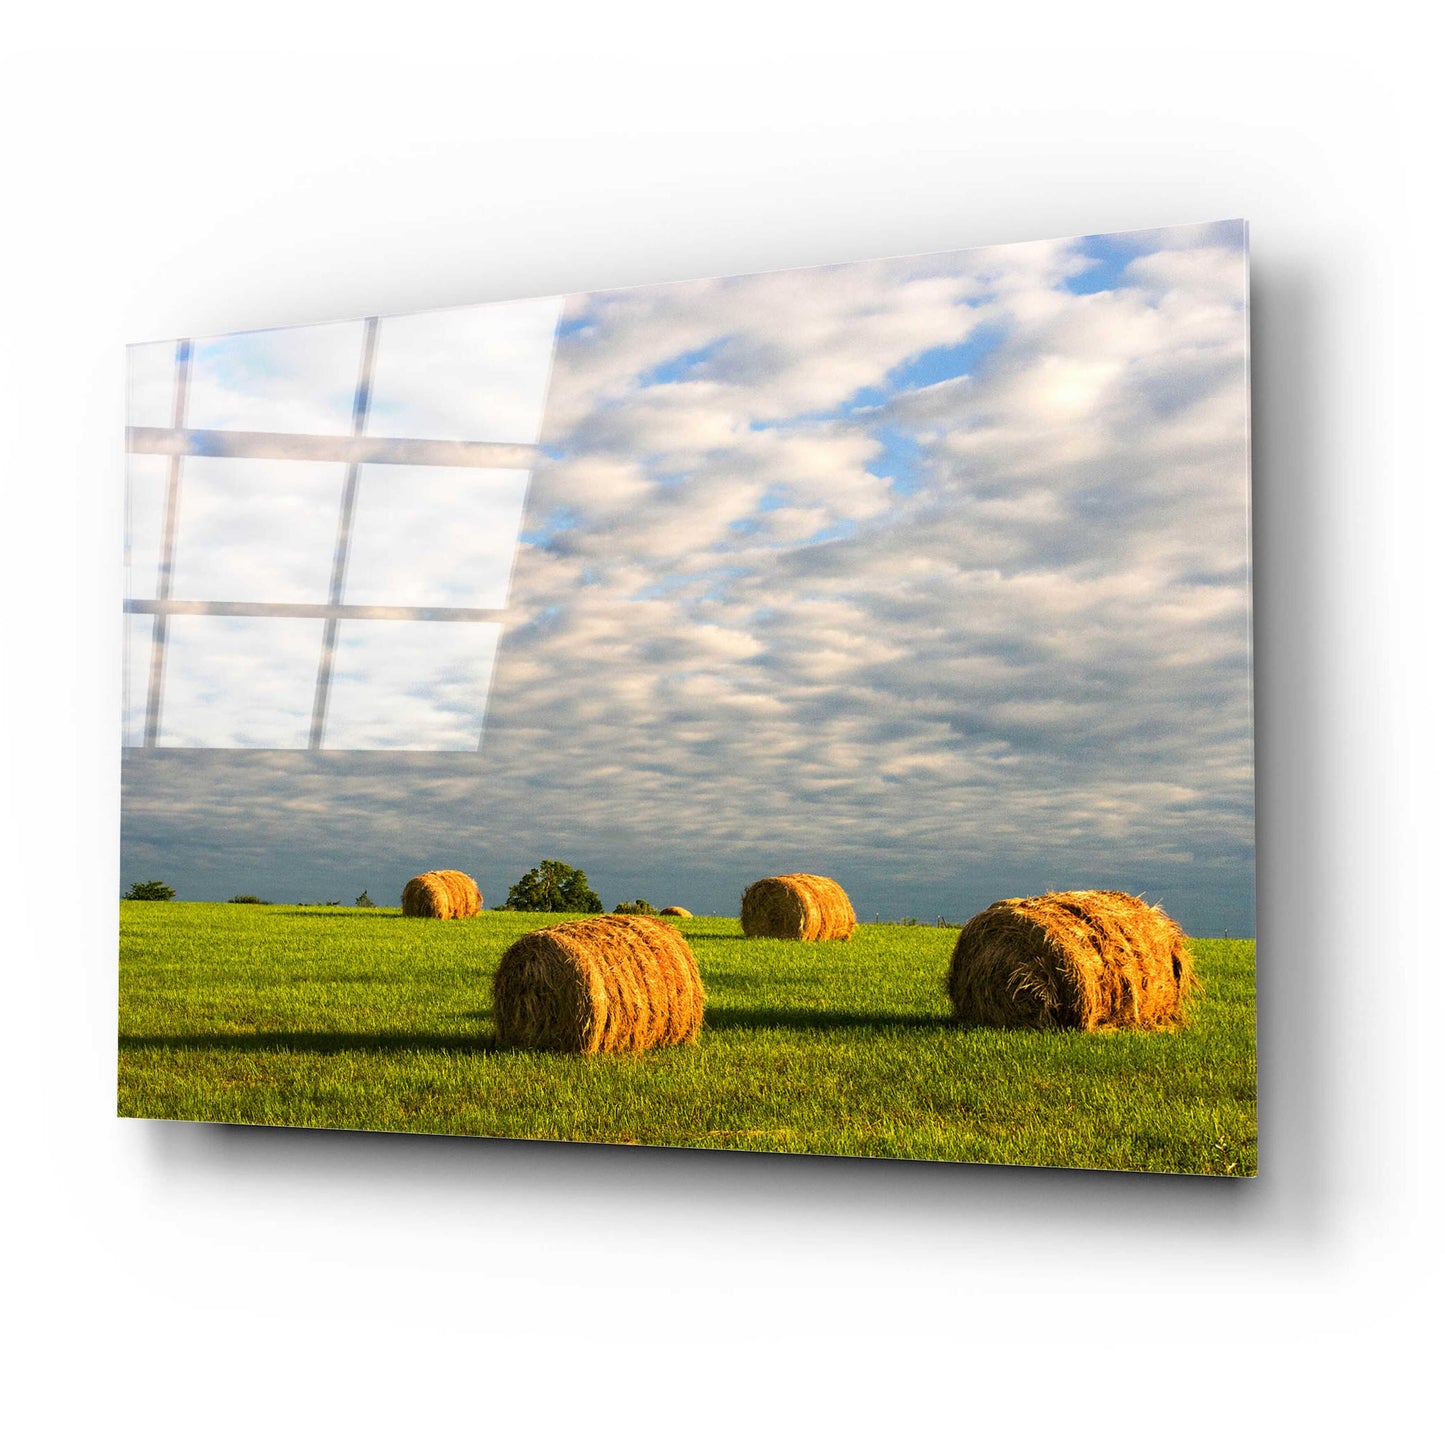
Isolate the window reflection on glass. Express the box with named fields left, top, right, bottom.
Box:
left=185, top=320, right=365, bottom=436
left=169, top=457, right=346, bottom=604
left=324, top=621, right=504, bottom=751
left=343, top=465, right=530, bottom=610
left=124, top=453, right=169, bottom=601
left=122, top=297, right=560, bottom=752
left=159, top=616, right=325, bottom=749
left=127, top=340, right=179, bottom=430
left=367, top=297, right=563, bottom=444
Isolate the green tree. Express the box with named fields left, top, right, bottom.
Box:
left=124, top=880, right=176, bottom=901
left=506, top=860, right=603, bottom=913
left=355, top=891, right=376, bottom=908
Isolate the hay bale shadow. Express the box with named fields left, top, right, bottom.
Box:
left=266, top=909, right=404, bottom=921
left=701, top=1005, right=950, bottom=1032
left=119, top=1030, right=503, bottom=1056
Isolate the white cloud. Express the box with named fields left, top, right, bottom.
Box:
left=474, top=223, right=1253, bottom=892
left=540, top=245, right=1071, bottom=438
left=122, top=224, right=1255, bottom=928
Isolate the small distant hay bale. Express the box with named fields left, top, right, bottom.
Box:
left=660, top=906, right=691, bottom=917
left=493, top=914, right=705, bottom=1053
left=400, top=869, right=481, bottom=920
left=947, top=890, right=1197, bottom=1030
left=740, top=874, right=856, bottom=942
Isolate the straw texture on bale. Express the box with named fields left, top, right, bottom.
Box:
left=947, top=890, right=1196, bottom=1030
left=493, top=914, right=706, bottom=1054
left=659, top=906, right=691, bottom=917
left=739, top=874, right=856, bottom=942
left=400, top=870, right=481, bottom=920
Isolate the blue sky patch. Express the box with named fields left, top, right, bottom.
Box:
left=747, top=323, right=1004, bottom=436
left=638, top=338, right=729, bottom=387
left=520, top=507, right=581, bottom=547
left=1065, top=234, right=1153, bottom=295
left=633, top=565, right=748, bottom=602
left=805, top=519, right=858, bottom=545
left=866, top=424, right=927, bottom=496
left=887, top=326, right=1005, bottom=391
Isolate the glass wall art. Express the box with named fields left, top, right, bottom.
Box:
left=119, top=221, right=1255, bottom=1174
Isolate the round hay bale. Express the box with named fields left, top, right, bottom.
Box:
left=659, top=906, right=691, bottom=917
left=493, top=914, right=706, bottom=1053
left=400, top=869, right=481, bottom=920
left=739, top=874, right=856, bottom=942
left=947, top=890, right=1197, bottom=1030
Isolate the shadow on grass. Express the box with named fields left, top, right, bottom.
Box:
left=121, top=1010, right=965, bottom=1054
left=120, top=1030, right=502, bottom=1055
left=702, top=1005, right=953, bottom=1032
left=452, top=1004, right=957, bottom=1034
left=266, top=909, right=403, bottom=921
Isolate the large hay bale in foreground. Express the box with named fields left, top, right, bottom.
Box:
left=401, top=869, right=481, bottom=920
left=493, top=914, right=705, bottom=1053
left=740, top=874, right=856, bottom=942
left=659, top=906, right=691, bottom=917
left=947, top=890, right=1196, bottom=1030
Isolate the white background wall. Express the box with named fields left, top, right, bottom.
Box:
left=1, top=5, right=1438, bottom=1439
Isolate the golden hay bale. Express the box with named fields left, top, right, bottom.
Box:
left=493, top=914, right=706, bottom=1054
left=739, top=874, right=856, bottom=942
left=400, top=869, right=481, bottom=920
left=659, top=906, right=691, bottom=917
left=947, top=890, right=1197, bottom=1030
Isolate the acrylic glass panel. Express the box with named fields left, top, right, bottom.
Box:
left=120, top=224, right=1256, bottom=1176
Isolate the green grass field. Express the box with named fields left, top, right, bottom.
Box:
left=118, top=903, right=1256, bottom=1174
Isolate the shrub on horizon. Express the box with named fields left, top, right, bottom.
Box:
left=124, top=880, right=175, bottom=901
left=613, top=898, right=659, bottom=915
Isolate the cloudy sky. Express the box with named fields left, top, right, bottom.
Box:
left=121, top=221, right=1254, bottom=932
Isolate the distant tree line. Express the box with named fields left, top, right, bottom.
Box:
left=126, top=863, right=645, bottom=915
